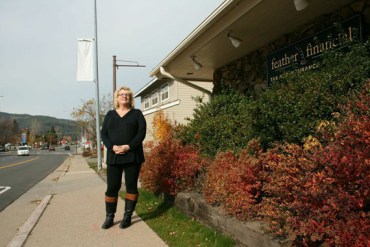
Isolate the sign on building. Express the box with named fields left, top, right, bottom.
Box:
left=267, top=15, right=363, bottom=85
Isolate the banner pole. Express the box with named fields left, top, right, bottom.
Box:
left=94, top=0, right=102, bottom=170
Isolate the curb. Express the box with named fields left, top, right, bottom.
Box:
left=6, top=195, right=53, bottom=247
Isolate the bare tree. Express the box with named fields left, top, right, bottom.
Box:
left=71, top=94, right=112, bottom=148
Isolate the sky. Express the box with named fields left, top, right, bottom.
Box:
left=0, top=0, right=223, bottom=120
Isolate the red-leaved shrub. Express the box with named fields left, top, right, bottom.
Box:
left=258, top=82, right=370, bottom=246
left=286, top=83, right=370, bottom=246
left=204, top=140, right=264, bottom=220
left=224, top=149, right=263, bottom=220
left=204, top=151, right=238, bottom=205
left=140, top=137, right=206, bottom=196
left=140, top=139, right=173, bottom=194
left=257, top=144, right=317, bottom=240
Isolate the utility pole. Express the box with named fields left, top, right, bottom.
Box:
left=112, top=55, right=145, bottom=96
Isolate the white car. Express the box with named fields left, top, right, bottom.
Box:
left=17, top=146, right=30, bottom=156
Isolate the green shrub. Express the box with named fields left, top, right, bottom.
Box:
left=177, top=90, right=254, bottom=158
left=179, top=41, right=369, bottom=152
left=250, top=40, right=370, bottom=148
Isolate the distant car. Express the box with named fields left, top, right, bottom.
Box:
left=17, top=146, right=30, bottom=156
left=61, top=145, right=70, bottom=151
left=49, top=146, right=55, bottom=151
left=0, top=146, right=5, bottom=152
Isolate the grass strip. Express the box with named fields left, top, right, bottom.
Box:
left=128, top=189, right=235, bottom=247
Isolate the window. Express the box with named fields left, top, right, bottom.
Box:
left=151, top=90, right=158, bottom=106
left=161, top=83, right=169, bottom=102
left=144, top=95, right=150, bottom=109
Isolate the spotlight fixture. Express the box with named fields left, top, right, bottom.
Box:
left=227, top=32, right=242, bottom=48
left=294, top=0, right=308, bottom=11
left=191, top=56, right=202, bottom=70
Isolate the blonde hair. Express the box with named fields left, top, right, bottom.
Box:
left=114, top=86, right=135, bottom=109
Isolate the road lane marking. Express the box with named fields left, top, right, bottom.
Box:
left=0, top=186, right=11, bottom=195
left=0, top=157, right=39, bottom=170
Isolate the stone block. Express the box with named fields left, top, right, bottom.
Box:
left=175, top=192, right=291, bottom=247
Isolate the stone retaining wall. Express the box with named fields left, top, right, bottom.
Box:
left=175, top=192, right=291, bottom=247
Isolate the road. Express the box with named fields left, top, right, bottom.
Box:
left=0, top=148, right=71, bottom=212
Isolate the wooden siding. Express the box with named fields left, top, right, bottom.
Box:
left=140, top=79, right=213, bottom=143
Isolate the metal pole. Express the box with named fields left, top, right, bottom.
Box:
left=113, top=58, right=146, bottom=96
left=94, top=0, right=102, bottom=170
left=113, top=55, right=117, bottom=95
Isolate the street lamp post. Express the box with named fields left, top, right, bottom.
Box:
left=112, top=55, right=145, bottom=96
left=93, top=0, right=102, bottom=170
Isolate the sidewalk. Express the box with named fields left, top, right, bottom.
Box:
left=1, top=154, right=168, bottom=247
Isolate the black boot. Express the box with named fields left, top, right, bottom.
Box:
left=102, top=212, right=114, bottom=229
left=102, top=196, right=117, bottom=229
left=119, top=194, right=138, bottom=229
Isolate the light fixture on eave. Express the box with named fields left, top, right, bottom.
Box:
left=294, top=0, right=308, bottom=11
left=191, top=55, right=203, bottom=70
left=227, top=32, right=242, bottom=48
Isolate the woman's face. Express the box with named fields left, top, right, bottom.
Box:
left=117, top=90, right=131, bottom=106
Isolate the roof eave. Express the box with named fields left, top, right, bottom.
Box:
left=149, top=0, right=237, bottom=78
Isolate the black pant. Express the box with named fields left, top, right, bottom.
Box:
left=105, top=162, right=141, bottom=197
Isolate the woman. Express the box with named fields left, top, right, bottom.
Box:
left=100, top=86, right=146, bottom=229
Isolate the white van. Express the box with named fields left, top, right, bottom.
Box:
left=17, top=146, right=30, bottom=156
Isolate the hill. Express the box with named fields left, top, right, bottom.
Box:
left=0, top=112, right=80, bottom=138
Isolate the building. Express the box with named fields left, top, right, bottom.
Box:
left=136, top=0, right=369, bottom=141
left=134, top=76, right=213, bottom=142
left=149, top=0, right=369, bottom=95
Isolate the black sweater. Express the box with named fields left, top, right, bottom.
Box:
left=101, top=109, right=147, bottom=165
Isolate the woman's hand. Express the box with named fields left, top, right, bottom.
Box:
left=113, top=145, right=130, bottom=154
left=112, top=145, right=123, bottom=154
left=122, top=145, right=130, bottom=153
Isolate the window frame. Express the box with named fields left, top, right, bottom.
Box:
left=151, top=90, right=159, bottom=106
left=143, top=95, right=150, bottom=109
left=160, top=83, right=169, bottom=102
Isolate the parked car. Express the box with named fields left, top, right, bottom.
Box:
left=49, top=146, right=55, bottom=151
left=0, top=146, right=5, bottom=152
left=17, top=146, right=30, bottom=156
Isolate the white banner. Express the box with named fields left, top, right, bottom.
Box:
left=76, top=39, right=93, bottom=81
